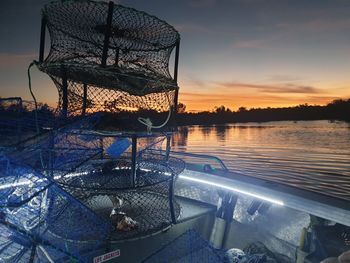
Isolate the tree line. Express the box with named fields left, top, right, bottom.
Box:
left=1, top=97, right=349, bottom=131
left=175, top=99, right=350, bottom=125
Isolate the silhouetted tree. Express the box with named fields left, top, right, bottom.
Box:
left=238, top=107, right=247, bottom=112
left=177, top=102, right=186, bottom=113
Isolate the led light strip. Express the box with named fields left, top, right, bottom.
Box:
left=179, top=174, right=284, bottom=206
left=0, top=179, right=33, bottom=190
left=0, top=169, right=284, bottom=205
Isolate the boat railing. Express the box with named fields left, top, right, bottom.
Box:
left=159, top=150, right=229, bottom=172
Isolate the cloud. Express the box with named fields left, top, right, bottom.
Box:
left=0, top=53, right=36, bottom=69
left=179, top=91, right=342, bottom=112
left=276, top=17, right=350, bottom=33
left=173, top=23, right=212, bottom=34
left=214, top=81, right=321, bottom=94
left=188, top=0, right=217, bottom=7
left=267, top=75, right=304, bottom=82
left=262, top=84, right=317, bottom=94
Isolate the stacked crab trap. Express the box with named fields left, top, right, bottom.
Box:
left=0, top=0, right=186, bottom=262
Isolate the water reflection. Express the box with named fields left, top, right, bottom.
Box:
left=172, top=126, right=189, bottom=148
left=171, top=120, right=350, bottom=201
left=200, top=126, right=212, bottom=140
left=214, top=125, right=230, bottom=142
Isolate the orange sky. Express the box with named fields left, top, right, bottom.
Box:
left=178, top=78, right=350, bottom=112
left=1, top=0, right=350, bottom=112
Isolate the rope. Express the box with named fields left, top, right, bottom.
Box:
left=138, top=84, right=172, bottom=133
left=28, top=61, right=46, bottom=171
left=28, top=61, right=40, bottom=133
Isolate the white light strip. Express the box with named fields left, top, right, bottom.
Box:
left=0, top=169, right=283, bottom=206
left=54, top=171, right=89, bottom=180
left=0, top=179, right=32, bottom=190
left=179, top=174, right=284, bottom=206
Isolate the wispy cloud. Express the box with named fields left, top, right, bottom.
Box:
left=0, top=53, right=36, bottom=68
left=267, top=75, right=305, bottom=82
left=276, top=17, right=350, bottom=33
left=173, top=23, right=212, bottom=34
left=179, top=91, right=341, bottom=112
left=214, top=81, right=322, bottom=94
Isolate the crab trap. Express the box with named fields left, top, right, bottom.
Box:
left=37, top=0, right=180, bottom=117
left=52, top=131, right=185, bottom=241
left=0, top=157, right=111, bottom=263
left=3, top=127, right=185, bottom=241
left=0, top=0, right=185, bottom=260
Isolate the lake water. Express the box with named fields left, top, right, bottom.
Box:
left=171, top=120, right=350, bottom=202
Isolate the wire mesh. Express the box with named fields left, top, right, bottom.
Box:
left=2, top=123, right=185, bottom=242
left=0, top=98, right=57, bottom=148
left=1, top=0, right=186, bottom=260
left=0, top=223, right=33, bottom=263
left=38, top=0, right=180, bottom=116
left=5, top=113, right=103, bottom=175
left=53, top=133, right=185, bottom=240
left=0, top=157, right=112, bottom=262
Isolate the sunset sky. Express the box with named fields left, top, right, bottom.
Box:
left=1, top=0, right=350, bottom=112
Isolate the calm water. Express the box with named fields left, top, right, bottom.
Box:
left=171, top=120, right=350, bottom=201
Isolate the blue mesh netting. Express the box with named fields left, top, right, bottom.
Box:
left=1, top=107, right=185, bottom=247
left=141, top=230, right=226, bottom=263
left=0, top=222, right=76, bottom=262
left=0, top=97, right=102, bottom=151
left=0, top=157, right=112, bottom=262
left=0, top=98, right=60, bottom=149
left=4, top=112, right=103, bottom=176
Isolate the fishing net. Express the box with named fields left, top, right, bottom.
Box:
left=4, top=125, right=185, bottom=241
left=0, top=157, right=112, bottom=262
left=0, top=1, right=186, bottom=260
left=0, top=98, right=58, bottom=148
left=0, top=222, right=72, bottom=263
left=54, top=133, right=185, bottom=240
left=38, top=0, right=180, bottom=116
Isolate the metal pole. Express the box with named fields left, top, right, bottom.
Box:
left=82, top=83, right=88, bottom=116
left=100, top=137, right=104, bottom=159
left=165, top=134, right=171, bottom=161
left=61, top=65, right=68, bottom=118
left=29, top=245, right=36, bottom=263
left=169, top=176, right=177, bottom=223
left=39, top=16, right=46, bottom=63
left=209, top=193, right=237, bottom=248
left=101, top=1, right=114, bottom=67
left=17, top=98, right=23, bottom=143
left=173, top=40, right=180, bottom=113
left=115, top=48, right=119, bottom=66
left=131, top=136, right=137, bottom=187
left=49, top=130, right=55, bottom=178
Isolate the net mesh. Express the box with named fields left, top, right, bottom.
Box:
left=53, top=134, right=185, bottom=240
left=3, top=119, right=185, bottom=241
left=39, top=0, right=180, bottom=116
left=0, top=98, right=58, bottom=148
left=0, top=157, right=111, bottom=262
left=0, top=0, right=187, bottom=259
